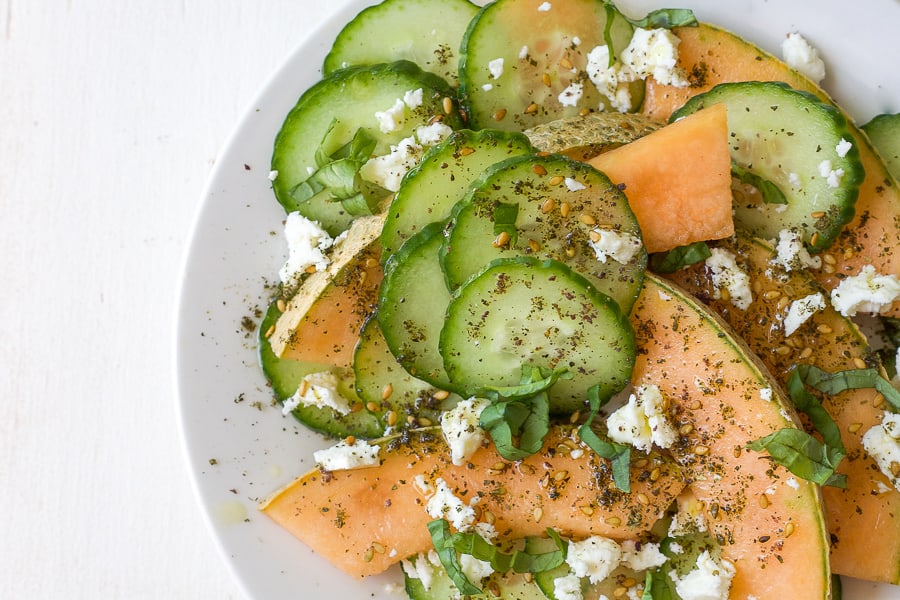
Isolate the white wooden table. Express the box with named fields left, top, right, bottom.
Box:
left=0, top=2, right=349, bottom=597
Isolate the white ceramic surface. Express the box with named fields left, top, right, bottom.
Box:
left=175, top=1, right=900, bottom=598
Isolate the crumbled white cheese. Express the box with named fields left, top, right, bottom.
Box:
left=553, top=574, right=584, bottom=600
left=788, top=172, right=802, bottom=189
left=518, top=45, right=529, bottom=60
left=836, top=138, right=853, bottom=158
left=460, top=553, right=494, bottom=584
left=359, top=136, right=423, bottom=192
left=585, top=45, right=633, bottom=113
left=863, top=412, right=900, bottom=490
left=282, top=370, right=353, bottom=416
left=416, top=122, right=453, bottom=146
left=403, top=88, right=424, bottom=109
left=537, top=1, right=552, bottom=11
left=759, top=387, right=773, bottom=402
left=588, top=229, right=643, bottom=265
left=705, top=248, right=753, bottom=310
left=558, top=81, right=584, bottom=107
left=783, top=292, right=826, bottom=336
left=267, top=169, right=279, bottom=181
left=313, top=439, right=380, bottom=471
left=785, top=477, right=800, bottom=490
left=565, top=177, right=586, bottom=192
left=620, top=540, right=668, bottom=571
left=770, top=229, right=822, bottom=272
left=375, top=98, right=407, bottom=134
left=401, top=551, right=441, bottom=592
left=667, top=494, right=707, bottom=536
left=606, top=384, right=678, bottom=452
left=278, top=212, right=334, bottom=285
left=830, top=265, right=900, bottom=317
left=488, top=57, right=504, bottom=79
left=482, top=83, right=493, bottom=91
left=818, top=159, right=845, bottom=189
left=426, top=478, right=477, bottom=531
left=671, top=550, right=735, bottom=600
left=441, top=398, right=490, bottom=466
left=781, top=32, right=826, bottom=83
left=620, top=28, right=689, bottom=88
left=565, top=536, right=622, bottom=584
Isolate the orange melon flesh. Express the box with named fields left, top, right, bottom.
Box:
left=642, top=23, right=900, bottom=318
left=587, top=103, right=733, bottom=254
left=633, top=275, right=831, bottom=599
left=665, top=235, right=900, bottom=584
left=260, top=425, right=685, bottom=578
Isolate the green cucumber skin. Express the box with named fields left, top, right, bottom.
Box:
left=323, top=0, right=479, bottom=86
left=381, top=128, right=535, bottom=260
left=672, top=81, right=865, bottom=252
left=440, top=257, right=635, bottom=414
left=440, top=152, right=646, bottom=314
left=271, top=60, right=464, bottom=236
left=378, top=221, right=461, bottom=392
left=458, top=0, right=641, bottom=131
left=257, top=298, right=382, bottom=439
left=862, top=113, right=900, bottom=181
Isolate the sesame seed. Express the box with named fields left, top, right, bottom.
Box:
left=528, top=239, right=541, bottom=253
left=580, top=505, right=594, bottom=516
left=418, top=417, right=433, bottom=426
left=604, top=516, right=621, bottom=526
left=580, top=213, right=596, bottom=225
left=853, top=357, right=867, bottom=369
left=759, top=494, right=770, bottom=509
left=559, top=201, right=571, bottom=217
left=559, top=57, right=573, bottom=70
left=366, top=401, right=380, bottom=413
left=493, top=231, right=511, bottom=248
left=345, top=435, right=356, bottom=445
left=433, top=389, right=450, bottom=400
left=549, top=175, right=565, bottom=186
left=442, top=96, right=453, bottom=114
left=276, top=298, right=286, bottom=312
left=386, top=410, right=398, bottom=427
left=459, top=146, right=475, bottom=156
left=532, top=163, right=548, bottom=176
left=811, top=211, right=826, bottom=219
left=381, top=383, right=394, bottom=400
left=848, top=422, right=863, bottom=434
left=784, top=522, right=796, bottom=537
left=493, top=108, right=507, bottom=121
left=810, top=232, right=820, bottom=247
left=542, top=73, right=552, bottom=87
left=636, top=493, right=649, bottom=505
left=693, top=445, right=710, bottom=456
left=524, top=102, right=539, bottom=115
left=533, top=507, right=544, bottom=522
left=541, top=199, right=555, bottom=213
left=264, top=324, right=276, bottom=339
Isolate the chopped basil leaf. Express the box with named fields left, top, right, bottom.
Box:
left=642, top=569, right=678, bottom=600
left=626, top=7, right=698, bottom=29
left=427, top=519, right=482, bottom=595
left=794, top=364, right=900, bottom=411
left=449, top=526, right=567, bottom=574
left=732, top=163, right=788, bottom=205
left=748, top=428, right=846, bottom=488
left=483, top=366, right=570, bottom=399
left=649, top=241, right=711, bottom=273
left=577, top=385, right=631, bottom=492
left=492, top=202, right=519, bottom=246
left=480, top=393, right=549, bottom=461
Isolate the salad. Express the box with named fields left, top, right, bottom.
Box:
left=181, top=2, right=900, bottom=597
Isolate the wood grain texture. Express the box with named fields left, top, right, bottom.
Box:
left=0, top=1, right=350, bottom=597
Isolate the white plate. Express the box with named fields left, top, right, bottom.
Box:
left=174, top=1, right=900, bottom=598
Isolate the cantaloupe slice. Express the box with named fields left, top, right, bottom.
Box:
left=666, top=235, right=900, bottom=584
left=587, top=103, right=733, bottom=254
left=270, top=214, right=385, bottom=368
left=260, top=425, right=685, bottom=578
left=633, top=275, right=832, bottom=599
left=642, top=23, right=900, bottom=318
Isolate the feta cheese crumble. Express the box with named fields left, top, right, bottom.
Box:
left=313, top=438, right=380, bottom=471
left=359, top=136, right=422, bottom=192
left=267, top=169, right=279, bottom=181
left=441, top=398, right=490, bottom=466
left=836, top=138, right=853, bottom=158
left=279, top=212, right=334, bottom=286
left=770, top=229, right=821, bottom=272
left=620, top=28, right=690, bottom=88
left=585, top=45, right=633, bottom=113
left=565, top=536, right=622, bottom=584
left=620, top=540, right=668, bottom=571
left=862, top=412, right=900, bottom=490
left=375, top=98, right=407, bottom=134
left=401, top=551, right=441, bottom=592
left=537, top=1, right=552, bottom=11
left=818, top=159, right=845, bottom=189
left=606, top=384, right=678, bottom=452
left=558, top=81, right=584, bottom=107
left=588, top=229, right=643, bottom=265
left=425, top=478, right=477, bottom=531
left=488, top=57, right=505, bottom=79
left=564, top=177, right=586, bottom=192
left=830, top=265, right=900, bottom=317
left=416, top=122, right=453, bottom=146
left=783, top=292, right=826, bottom=336
left=282, top=370, right=353, bottom=416
left=553, top=574, right=583, bottom=600
left=781, top=32, right=826, bottom=83
left=671, top=550, right=735, bottom=600
left=705, top=248, right=753, bottom=310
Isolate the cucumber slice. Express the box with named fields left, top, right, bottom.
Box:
left=862, top=112, right=900, bottom=181
left=459, top=0, right=641, bottom=131
left=272, top=60, right=464, bottom=235
left=323, top=0, right=479, bottom=86
left=378, top=221, right=458, bottom=391
left=381, top=128, right=534, bottom=260
left=440, top=257, right=635, bottom=414
left=353, top=316, right=449, bottom=428
left=257, top=299, right=382, bottom=439
left=402, top=555, right=547, bottom=599
left=672, top=81, right=865, bottom=252
left=442, top=153, right=646, bottom=314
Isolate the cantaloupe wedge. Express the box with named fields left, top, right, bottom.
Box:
left=270, top=214, right=385, bottom=368
left=666, top=235, right=900, bottom=584
left=587, top=103, right=733, bottom=254
left=634, top=275, right=831, bottom=598
left=260, top=425, right=685, bottom=578
left=642, top=23, right=900, bottom=318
